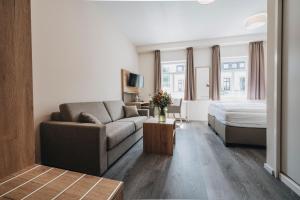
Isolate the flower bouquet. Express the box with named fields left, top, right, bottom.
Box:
left=152, top=90, right=172, bottom=122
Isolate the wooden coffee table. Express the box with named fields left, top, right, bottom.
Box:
left=143, top=118, right=176, bottom=156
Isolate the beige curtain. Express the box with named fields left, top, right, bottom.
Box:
left=210, top=45, right=221, bottom=100
left=184, top=47, right=196, bottom=100
left=154, top=50, right=161, bottom=93
left=248, top=41, right=265, bottom=100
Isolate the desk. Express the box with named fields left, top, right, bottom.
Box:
left=0, top=165, right=123, bottom=200
left=125, top=102, right=149, bottom=109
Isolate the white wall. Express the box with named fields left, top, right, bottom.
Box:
left=139, top=53, right=155, bottom=100
left=31, top=0, right=139, bottom=160
left=138, top=42, right=254, bottom=121
left=221, top=44, right=248, bottom=58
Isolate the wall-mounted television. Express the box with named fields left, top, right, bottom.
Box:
left=127, top=73, right=144, bottom=88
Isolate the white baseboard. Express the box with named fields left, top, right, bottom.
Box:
left=264, top=163, right=274, bottom=176
left=280, top=173, right=300, bottom=197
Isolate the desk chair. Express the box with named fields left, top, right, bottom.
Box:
left=167, top=98, right=183, bottom=124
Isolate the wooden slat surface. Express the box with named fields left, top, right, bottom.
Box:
left=0, top=165, right=123, bottom=200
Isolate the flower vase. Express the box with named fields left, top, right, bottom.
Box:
left=159, top=107, right=167, bottom=122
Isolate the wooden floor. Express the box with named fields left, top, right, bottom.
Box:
left=104, top=122, right=300, bottom=200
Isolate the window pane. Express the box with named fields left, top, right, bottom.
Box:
left=176, top=65, right=184, bottom=72
left=239, top=62, right=245, bottom=68
left=223, top=63, right=229, bottom=69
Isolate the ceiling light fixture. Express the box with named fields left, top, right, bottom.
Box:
left=245, top=13, right=267, bottom=30
left=197, top=0, right=215, bottom=5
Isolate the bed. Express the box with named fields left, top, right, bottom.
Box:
left=208, top=100, right=266, bottom=147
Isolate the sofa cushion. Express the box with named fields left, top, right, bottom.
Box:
left=59, top=102, right=112, bottom=124
left=106, top=122, right=135, bottom=150
left=50, top=112, right=63, bottom=121
left=79, top=112, right=103, bottom=125
left=124, top=106, right=139, bottom=118
left=103, top=100, right=125, bottom=121
left=117, top=116, right=147, bottom=130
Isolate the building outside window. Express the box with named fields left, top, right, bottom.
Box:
left=220, top=57, right=248, bottom=100
left=161, top=61, right=186, bottom=98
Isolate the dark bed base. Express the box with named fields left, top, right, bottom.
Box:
left=208, top=114, right=266, bottom=147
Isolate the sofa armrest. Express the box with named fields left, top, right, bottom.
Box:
left=40, top=121, right=107, bottom=176
left=138, top=109, right=149, bottom=117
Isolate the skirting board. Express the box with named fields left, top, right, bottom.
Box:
left=279, top=173, right=300, bottom=197
left=264, top=163, right=274, bottom=176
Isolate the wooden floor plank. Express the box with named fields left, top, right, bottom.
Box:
left=103, top=121, right=300, bottom=200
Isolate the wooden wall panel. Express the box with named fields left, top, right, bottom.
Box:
left=0, top=0, right=34, bottom=179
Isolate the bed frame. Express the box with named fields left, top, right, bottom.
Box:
left=208, top=114, right=266, bottom=147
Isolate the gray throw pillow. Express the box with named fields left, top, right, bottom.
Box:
left=124, top=106, right=139, bottom=118
left=79, top=112, right=103, bottom=125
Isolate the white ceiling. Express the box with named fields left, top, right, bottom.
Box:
left=95, top=0, right=267, bottom=46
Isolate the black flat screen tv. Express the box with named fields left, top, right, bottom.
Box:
left=127, top=73, right=144, bottom=88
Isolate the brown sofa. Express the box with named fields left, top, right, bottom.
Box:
left=40, top=100, right=149, bottom=176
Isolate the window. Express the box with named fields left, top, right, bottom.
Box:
left=220, top=57, right=248, bottom=100
left=223, top=78, right=231, bottom=91
left=161, top=61, right=186, bottom=98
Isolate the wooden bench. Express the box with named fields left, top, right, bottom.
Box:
left=0, top=165, right=123, bottom=200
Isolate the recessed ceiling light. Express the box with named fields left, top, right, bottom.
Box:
left=245, top=13, right=267, bottom=30
left=197, top=0, right=215, bottom=5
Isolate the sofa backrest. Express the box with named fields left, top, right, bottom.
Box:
left=103, top=100, right=125, bottom=121
left=59, top=102, right=112, bottom=124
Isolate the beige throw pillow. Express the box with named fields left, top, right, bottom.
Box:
left=124, top=106, right=139, bottom=118
left=79, top=112, right=103, bottom=125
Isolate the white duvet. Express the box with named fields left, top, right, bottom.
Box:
left=208, top=100, right=266, bottom=128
